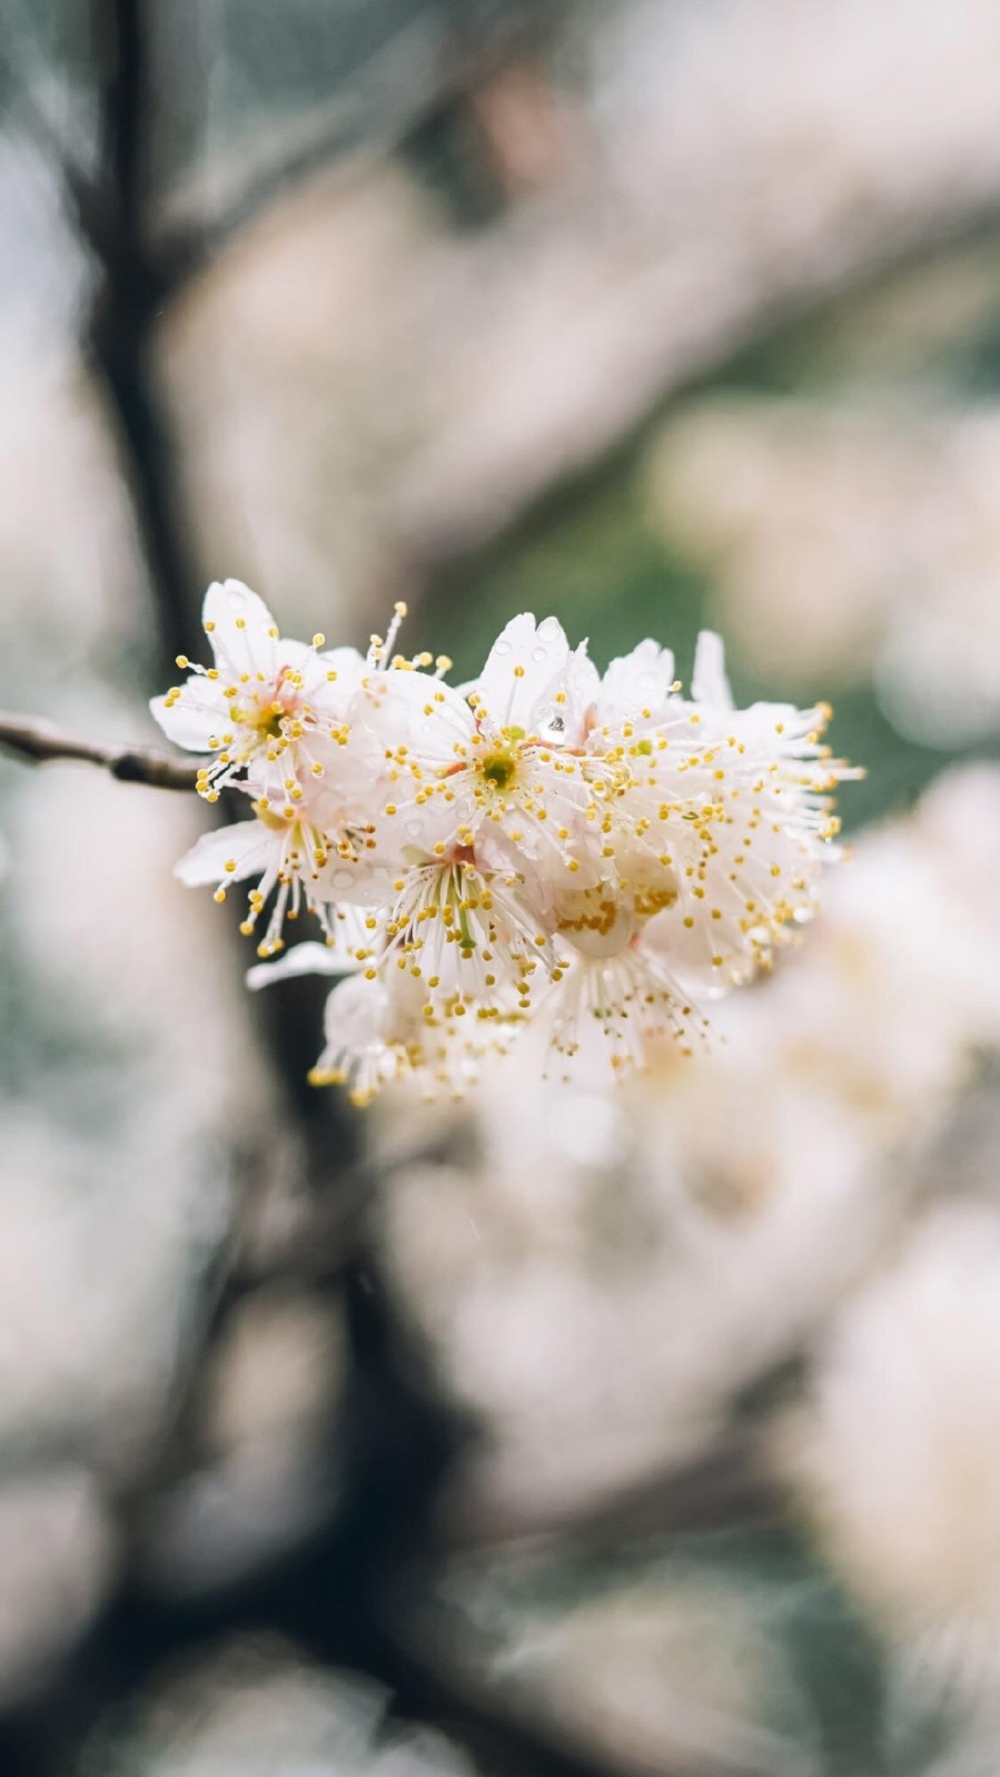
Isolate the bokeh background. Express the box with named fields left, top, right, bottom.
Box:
left=4, top=2, right=1000, bottom=1773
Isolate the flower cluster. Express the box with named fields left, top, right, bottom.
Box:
left=152, top=579, right=856, bottom=1101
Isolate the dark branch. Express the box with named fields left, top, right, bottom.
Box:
left=0, top=709, right=198, bottom=789
left=85, top=0, right=203, bottom=672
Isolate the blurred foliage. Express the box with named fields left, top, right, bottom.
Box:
left=439, top=1525, right=885, bottom=1775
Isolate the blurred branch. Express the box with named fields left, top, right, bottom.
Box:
left=154, top=17, right=529, bottom=290
left=439, top=1429, right=783, bottom=1559
left=397, top=191, right=1000, bottom=569
left=0, top=709, right=198, bottom=789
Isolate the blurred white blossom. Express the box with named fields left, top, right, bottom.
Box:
left=647, top=397, right=1000, bottom=744
left=786, top=1199, right=1000, bottom=1757
left=96, top=1639, right=474, bottom=1777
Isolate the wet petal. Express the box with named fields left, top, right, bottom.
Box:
left=202, top=579, right=281, bottom=682
left=599, top=639, right=676, bottom=727
left=474, top=614, right=571, bottom=731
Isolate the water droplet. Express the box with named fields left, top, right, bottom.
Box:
left=531, top=646, right=549, bottom=663
left=537, top=707, right=566, bottom=742
left=333, top=869, right=354, bottom=890
left=493, top=639, right=512, bottom=657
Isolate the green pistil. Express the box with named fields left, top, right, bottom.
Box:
left=457, top=904, right=477, bottom=953
left=482, top=753, right=516, bottom=790
left=255, top=707, right=284, bottom=739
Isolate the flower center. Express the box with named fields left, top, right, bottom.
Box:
left=479, top=725, right=525, bottom=794
left=482, top=751, right=517, bottom=791
left=253, top=705, right=286, bottom=739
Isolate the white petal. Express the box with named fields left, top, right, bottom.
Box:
left=149, top=681, right=228, bottom=752
left=535, top=641, right=600, bottom=743
left=552, top=885, right=637, bottom=960
left=310, top=973, right=410, bottom=1100
left=474, top=613, right=570, bottom=730
left=543, top=943, right=703, bottom=1087
left=322, top=970, right=392, bottom=1041
left=272, top=636, right=313, bottom=678
left=691, top=630, right=734, bottom=711
left=599, top=639, right=675, bottom=726
left=246, top=940, right=359, bottom=990
left=314, top=644, right=367, bottom=681
left=174, top=818, right=276, bottom=887
left=352, top=666, right=474, bottom=768
left=202, top=579, right=281, bottom=681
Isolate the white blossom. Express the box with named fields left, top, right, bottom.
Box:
left=157, top=591, right=854, bottom=1099
left=151, top=579, right=365, bottom=802
left=354, top=613, right=610, bottom=893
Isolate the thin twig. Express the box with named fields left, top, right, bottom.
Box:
left=0, top=709, right=198, bottom=790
